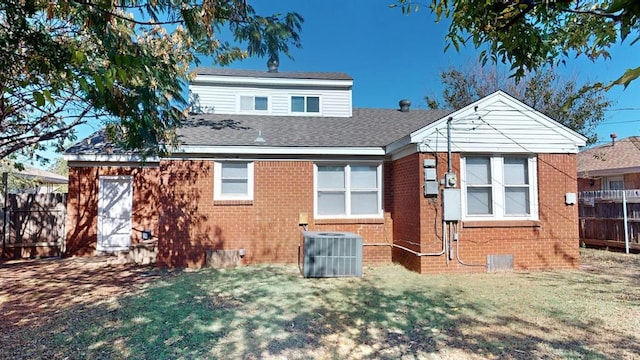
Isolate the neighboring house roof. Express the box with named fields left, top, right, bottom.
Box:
left=15, top=165, right=68, bottom=184
left=577, top=136, right=640, bottom=177
left=192, top=67, right=353, bottom=81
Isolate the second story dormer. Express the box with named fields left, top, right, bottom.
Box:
left=189, top=66, right=353, bottom=117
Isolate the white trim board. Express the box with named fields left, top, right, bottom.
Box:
left=192, top=75, right=353, bottom=88
left=176, top=145, right=386, bottom=156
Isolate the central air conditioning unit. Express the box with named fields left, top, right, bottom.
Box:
left=302, top=231, right=363, bottom=278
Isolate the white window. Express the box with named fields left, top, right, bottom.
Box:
left=314, top=163, right=382, bottom=218
left=461, top=155, right=538, bottom=220
left=291, top=96, right=320, bottom=113
left=604, top=176, right=624, bottom=190
left=240, top=95, right=268, bottom=112
left=214, top=161, right=254, bottom=201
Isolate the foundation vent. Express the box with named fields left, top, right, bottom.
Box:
left=302, top=231, right=362, bottom=277
left=486, top=254, right=514, bottom=272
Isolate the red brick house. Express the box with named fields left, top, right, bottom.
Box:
left=64, top=67, right=587, bottom=273
left=577, top=135, right=640, bottom=191
left=577, top=136, right=640, bottom=251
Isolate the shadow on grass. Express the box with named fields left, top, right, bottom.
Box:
left=4, top=263, right=640, bottom=359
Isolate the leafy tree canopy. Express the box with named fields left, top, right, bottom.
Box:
left=392, top=0, right=640, bottom=87
left=0, top=0, right=303, bottom=161
left=426, top=63, right=611, bottom=144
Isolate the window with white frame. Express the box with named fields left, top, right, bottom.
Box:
left=214, top=161, right=254, bottom=200
left=291, top=96, right=320, bottom=113
left=604, top=176, right=624, bottom=190
left=315, top=163, right=382, bottom=217
left=461, top=155, right=538, bottom=220
left=240, top=95, right=268, bottom=112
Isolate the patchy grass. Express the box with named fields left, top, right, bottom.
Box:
left=1, top=248, right=639, bottom=359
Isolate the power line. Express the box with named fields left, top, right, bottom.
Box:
left=596, top=119, right=640, bottom=125
left=604, top=108, right=640, bottom=112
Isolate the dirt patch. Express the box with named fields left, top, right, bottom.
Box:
left=0, top=257, right=160, bottom=331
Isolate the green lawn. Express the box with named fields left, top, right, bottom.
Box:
left=3, top=248, right=640, bottom=359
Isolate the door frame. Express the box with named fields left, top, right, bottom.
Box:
left=97, top=175, right=133, bottom=252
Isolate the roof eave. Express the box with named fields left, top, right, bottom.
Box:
left=191, top=75, right=353, bottom=88
left=176, top=145, right=385, bottom=156
left=16, top=174, right=68, bottom=184
left=64, top=154, right=161, bottom=163
left=578, top=166, right=640, bottom=178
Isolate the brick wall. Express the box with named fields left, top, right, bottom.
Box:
left=156, top=160, right=392, bottom=268
left=390, top=152, right=580, bottom=273
left=391, top=154, right=421, bottom=246
left=578, top=178, right=601, bottom=192
left=579, top=173, right=640, bottom=191
left=65, top=166, right=160, bottom=256
left=67, top=153, right=580, bottom=272
left=623, top=173, right=640, bottom=189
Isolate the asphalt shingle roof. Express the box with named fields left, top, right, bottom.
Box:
left=577, top=136, right=640, bottom=174
left=192, top=67, right=353, bottom=81
left=178, top=108, right=452, bottom=147
left=64, top=129, right=131, bottom=155
left=16, top=165, right=68, bottom=184
left=65, top=108, right=453, bottom=155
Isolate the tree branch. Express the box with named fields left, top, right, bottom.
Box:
left=563, top=8, right=622, bottom=22
left=0, top=105, right=92, bottom=159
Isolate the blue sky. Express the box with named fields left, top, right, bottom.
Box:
left=32, top=0, right=640, bottom=167
left=215, top=0, right=640, bottom=146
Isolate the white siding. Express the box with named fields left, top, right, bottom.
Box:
left=410, top=92, right=587, bottom=154
left=190, top=84, right=237, bottom=114
left=189, top=83, right=353, bottom=117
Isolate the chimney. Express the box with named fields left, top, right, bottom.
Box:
left=267, top=57, right=279, bottom=73
left=399, top=99, right=411, bottom=112
left=611, top=133, right=617, bottom=145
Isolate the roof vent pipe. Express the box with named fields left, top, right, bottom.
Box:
left=611, top=133, right=617, bottom=145
left=267, top=57, right=279, bottom=73
left=399, top=99, right=411, bottom=112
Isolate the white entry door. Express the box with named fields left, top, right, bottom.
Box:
left=98, top=176, right=133, bottom=251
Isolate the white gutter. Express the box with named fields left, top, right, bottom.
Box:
left=64, top=146, right=386, bottom=163
left=176, top=145, right=386, bottom=156
left=63, top=154, right=161, bottom=163
left=385, top=135, right=412, bottom=155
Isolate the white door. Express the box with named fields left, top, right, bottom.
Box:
left=98, top=176, right=133, bottom=251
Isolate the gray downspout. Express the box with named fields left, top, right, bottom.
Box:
left=447, top=117, right=453, bottom=173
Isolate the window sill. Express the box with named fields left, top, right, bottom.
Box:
left=462, top=220, right=540, bottom=228
left=214, top=200, right=253, bottom=206
left=315, top=218, right=385, bottom=225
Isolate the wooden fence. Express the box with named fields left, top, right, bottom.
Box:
left=579, top=190, right=640, bottom=251
left=1, top=193, right=66, bottom=259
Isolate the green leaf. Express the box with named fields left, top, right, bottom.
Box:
left=94, top=75, right=104, bottom=93
left=33, top=91, right=45, bottom=107
left=43, top=89, right=54, bottom=104
left=606, top=0, right=628, bottom=13
left=72, top=50, right=85, bottom=64
left=79, top=77, right=89, bottom=92
left=609, top=67, right=640, bottom=89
